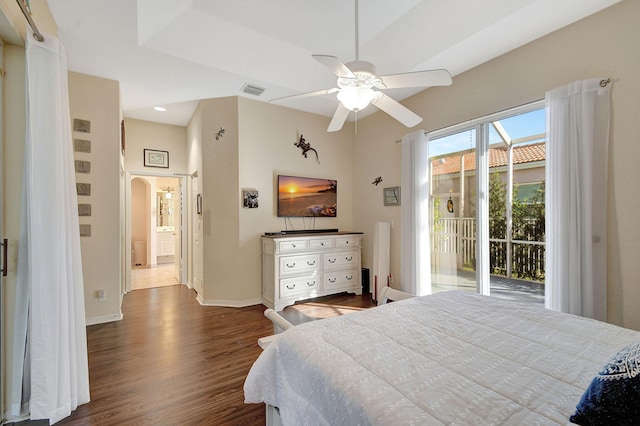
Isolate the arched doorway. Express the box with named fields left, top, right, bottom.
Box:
left=128, top=174, right=185, bottom=291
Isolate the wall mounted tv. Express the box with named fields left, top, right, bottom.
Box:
left=277, top=175, right=337, bottom=217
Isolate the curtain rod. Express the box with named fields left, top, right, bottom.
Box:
left=16, top=0, right=44, bottom=42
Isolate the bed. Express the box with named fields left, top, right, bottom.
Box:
left=244, top=291, right=640, bottom=425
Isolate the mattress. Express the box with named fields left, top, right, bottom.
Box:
left=244, top=291, right=640, bottom=425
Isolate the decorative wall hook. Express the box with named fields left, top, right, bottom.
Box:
left=215, top=127, right=225, bottom=141
left=294, top=134, right=320, bottom=164
left=372, top=177, right=382, bottom=186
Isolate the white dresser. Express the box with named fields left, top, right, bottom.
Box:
left=262, top=232, right=363, bottom=312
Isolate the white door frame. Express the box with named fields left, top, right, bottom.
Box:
left=124, top=171, right=188, bottom=293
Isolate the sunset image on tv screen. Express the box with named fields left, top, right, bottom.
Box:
left=278, top=175, right=337, bottom=217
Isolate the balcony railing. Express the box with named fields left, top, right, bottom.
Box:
left=432, top=218, right=545, bottom=282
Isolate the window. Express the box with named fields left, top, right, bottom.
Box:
left=427, top=102, right=545, bottom=303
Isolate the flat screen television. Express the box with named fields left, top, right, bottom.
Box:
left=277, top=175, right=337, bottom=217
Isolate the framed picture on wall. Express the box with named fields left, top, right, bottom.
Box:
left=383, top=186, right=401, bottom=206
left=242, top=188, right=259, bottom=208
left=144, top=149, right=169, bottom=168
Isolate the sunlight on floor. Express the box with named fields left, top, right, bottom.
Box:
left=131, top=263, right=179, bottom=290
left=286, top=302, right=368, bottom=318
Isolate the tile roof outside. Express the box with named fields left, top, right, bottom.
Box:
left=432, top=142, right=545, bottom=176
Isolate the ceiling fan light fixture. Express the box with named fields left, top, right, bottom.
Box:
left=337, top=86, right=377, bottom=111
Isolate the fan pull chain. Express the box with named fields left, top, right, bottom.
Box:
left=355, top=110, right=358, bottom=134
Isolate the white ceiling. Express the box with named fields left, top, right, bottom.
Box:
left=46, top=0, right=620, bottom=127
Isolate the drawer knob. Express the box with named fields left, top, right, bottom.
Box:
left=346, top=275, right=353, bottom=280
left=345, top=256, right=353, bottom=261
left=328, top=258, right=337, bottom=264
left=307, top=260, right=316, bottom=266
left=328, top=278, right=336, bottom=283
left=286, top=284, right=296, bottom=290
left=292, top=244, right=296, bottom=248
left=286, top=263, right=296, bottom=268
left=307, top=281, right=315, bottom=286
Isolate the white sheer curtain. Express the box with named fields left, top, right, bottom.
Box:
left=401, top=130, right=431, bottom=296
left=545, top=78, right=611, bottom=321
left=10, top=32, right=90, bottom=424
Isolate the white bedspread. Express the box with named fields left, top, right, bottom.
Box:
left=244, top=291, right=640, bottom=425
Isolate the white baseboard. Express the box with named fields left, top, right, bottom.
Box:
left=85, top=313, right=123, bottom=326
left=198, top=297, right=263, bottom=308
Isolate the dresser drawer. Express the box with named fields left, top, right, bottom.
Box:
left=335, top=236, right=360, bottom=249
left=279, top=254, right=320, bottom=276
left=324, top=250, right=359, bottom=271
left=309, top=238, right=335, bottom=251
left=277, top=239, right=309, bottom=253
left=280, top=275, right=319, bottom=296
left=324, top=269, right=358, bottom=290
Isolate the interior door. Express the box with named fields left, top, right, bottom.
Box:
left=174, top=178, right=182, bottom=282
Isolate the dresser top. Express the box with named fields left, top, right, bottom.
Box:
left=262, top=231, right=363, bottom=239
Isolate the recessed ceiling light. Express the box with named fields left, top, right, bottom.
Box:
left=154, top=106, right=167, bottom=112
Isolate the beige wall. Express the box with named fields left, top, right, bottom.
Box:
left=353, top=0, right=640, bottom=330
left=123, top=118, right=188, bottom=173
left=187, top=96, right=355, bottom=305
left=68, top=72, right=122, bottom=325
left=131, top=178, right=148, bottom=243
left=236, top=98, right=355, bottom=303
left=199, top=97, right=241, bottom=303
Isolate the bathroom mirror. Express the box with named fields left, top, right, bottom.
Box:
left=157, top=190, right=174, bottom=227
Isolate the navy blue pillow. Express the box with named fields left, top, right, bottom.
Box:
left=570, top=340, right=640, bottom=425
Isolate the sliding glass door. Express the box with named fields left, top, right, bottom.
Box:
left=427, top=103, right=546, bottom=304
left=430, top=128, right=478, bottom=293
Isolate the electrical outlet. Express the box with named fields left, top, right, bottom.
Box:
left=97, top=289, right=106, bottom=302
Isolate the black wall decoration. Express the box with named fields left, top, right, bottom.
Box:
left=294, top=134, right=320, bottom=164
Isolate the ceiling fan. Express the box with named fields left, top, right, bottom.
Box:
left=271, top=0, right=452, bottom=132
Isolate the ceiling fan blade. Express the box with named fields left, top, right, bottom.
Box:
left=270, top=88, right=339, bottom=103
left=372, top=93, right=423, bottom=128
left=379, top=69, right=452, bottom=89
left=312, top=55, right=356, bottom=79
left=327, top=103, right=350, bottom=132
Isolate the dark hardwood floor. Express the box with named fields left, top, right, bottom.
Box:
left=18, top=285, right=375, bottom=425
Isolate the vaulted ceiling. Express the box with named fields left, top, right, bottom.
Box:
left=47, top=0, right=621, bottom=126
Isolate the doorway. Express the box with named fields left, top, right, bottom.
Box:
left=125, top=173, right=187, bottom=292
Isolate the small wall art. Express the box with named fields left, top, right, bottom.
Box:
left=79, top=224, right=91, bottom=237
left=242, top=188, right=259, bottom=208
left=76, top=183, right=91, bottom=196
left=78, top=204, right=92, bottom=216
left=73, top=118, right=91, bottom=133
left=75, top=160, right=91, bottom=174
left=294, top=134, right=320, bottom=163
left=144, top=149, right=169, bottom=168
left=74, top=139, right=91, bottom=153
left=383, top=186, right=401, bottom=206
